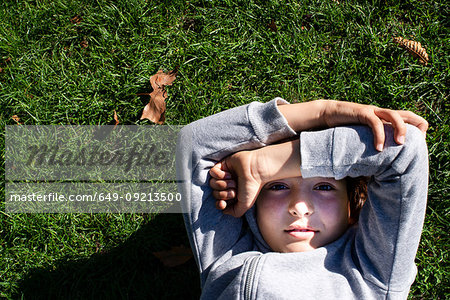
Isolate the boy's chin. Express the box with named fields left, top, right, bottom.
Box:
left=280, top=242, right=317, bottom=253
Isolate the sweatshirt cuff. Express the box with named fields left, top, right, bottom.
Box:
left=300, top=128, right=335, bottom=178
left=247, top=97, right=297, bottom=145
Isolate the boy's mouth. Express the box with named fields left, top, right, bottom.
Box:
left=284, top=225, right=318, bottom=239
left=284, top=225, right=318, bottom=233
left=284, top=227, right=317, bottom=239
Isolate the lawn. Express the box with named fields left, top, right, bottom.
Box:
left=0, top=0, right=448, bottom=299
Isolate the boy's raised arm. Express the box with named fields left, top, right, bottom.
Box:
left=277, top=100, right=428, bottom=151
left=211, top=101, right=428, bottom=218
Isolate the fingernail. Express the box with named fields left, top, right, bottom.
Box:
left=376, top=143, right=383, bottom=151
left=398, top=135, right=405, bottom=144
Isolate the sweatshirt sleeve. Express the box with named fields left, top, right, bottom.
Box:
left=176, top=98, right=296, bottom=286
left=300, top=124, right=429, bottom=292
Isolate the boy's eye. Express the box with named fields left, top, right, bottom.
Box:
left=314, top=184, right=334, bottom=191
left=268, top=184, right=289, bottom=191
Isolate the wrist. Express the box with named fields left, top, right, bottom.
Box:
left=277, top=100, right=332, bottom=131
left=252, top=140, right=301, bottom=184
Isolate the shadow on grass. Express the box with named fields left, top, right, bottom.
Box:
left=14, top=214, right=201, bottom=300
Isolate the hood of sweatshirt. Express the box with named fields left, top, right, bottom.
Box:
left=245, top=206, right=272, bottom=253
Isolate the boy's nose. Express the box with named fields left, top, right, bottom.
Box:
left=288, top=195, right=314, bottom=217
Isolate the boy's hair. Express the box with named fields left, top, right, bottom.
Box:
left=346, top=177, right=368, bottom=223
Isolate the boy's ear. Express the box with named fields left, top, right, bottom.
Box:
left=347, top=202, right=356, bottom=225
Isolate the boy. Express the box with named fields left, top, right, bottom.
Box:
left=176, top=98, right=428, bottom=299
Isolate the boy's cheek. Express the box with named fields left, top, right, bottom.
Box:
left=317, top=199, right=350, bottom=226
left=257, top=194, right=285, bottom=213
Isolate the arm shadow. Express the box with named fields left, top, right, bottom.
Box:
left=14, top=214, right=201, bottom=300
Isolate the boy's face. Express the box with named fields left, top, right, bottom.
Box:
left=256, top=176, right=350, bottom=253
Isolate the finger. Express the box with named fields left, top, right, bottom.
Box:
left=216, top=197, right=238, bottom=210
left=209, top=162, right=232, bottom=179
left=209, top=178, right=237, bottom=190
left=216, top=199, right=227, bottom=210
left=360, top=110, right=385, bottom=151
left=375, top=109, right=407, bottom=145
left=212, top=189, right=236, bottom=200
left=398, top=111, right=429, bottom=134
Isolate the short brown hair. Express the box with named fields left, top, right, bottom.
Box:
left=346, top=176, right=368, bottom=224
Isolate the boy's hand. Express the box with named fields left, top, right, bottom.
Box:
left=321, top=101, right=428, bottom=151
left=209, top=151, right=263, bottom=218
left=279, top=100, right=428, bottom=151
left=209, top=140, right=301, bottom=218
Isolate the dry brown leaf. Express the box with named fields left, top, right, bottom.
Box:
left=152, top=245, right=193, bottom=267
left=393, top=37, right=429, bottom=65
left=11, top=115, right=21, bottom=124
left=80, top=40, right=88, bottom=49
left=140, top=69, right=177, bottom=124
left=70, top=15, right=82, bottom=24
left=113, top=110, right=119, bottom=128
left=95, top=241, right=102, bottom=253
left=268, top=19, right=277, bottom=32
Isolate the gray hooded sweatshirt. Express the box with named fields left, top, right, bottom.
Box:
left=176, top=98, right=428, bottom=300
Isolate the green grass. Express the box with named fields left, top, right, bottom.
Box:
left=1, top=0, right=448, bottom=299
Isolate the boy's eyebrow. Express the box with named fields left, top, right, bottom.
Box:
left=264, top=177, right=298, bottom=183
